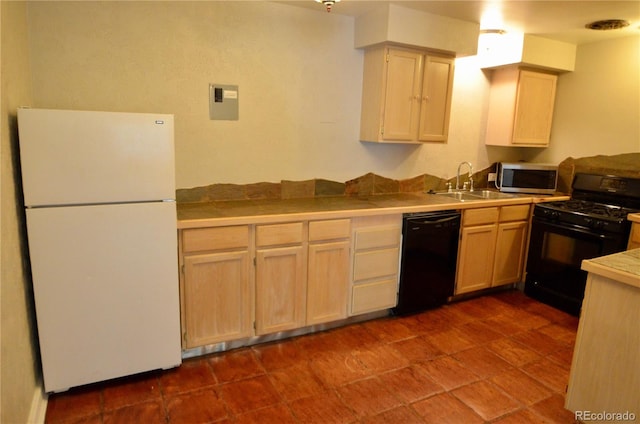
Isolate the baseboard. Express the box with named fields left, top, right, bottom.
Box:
left=27, top=383, right=48, bottom=424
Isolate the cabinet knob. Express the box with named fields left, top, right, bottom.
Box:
left=423, top=96, right=429, bottom=102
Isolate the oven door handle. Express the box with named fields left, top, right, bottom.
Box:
left=532, top=218, right=616, bottom=240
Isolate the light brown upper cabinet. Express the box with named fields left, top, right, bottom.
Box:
left=485, top=67, right=558, bottom=147
left=360, top=45, right=455, bottom=143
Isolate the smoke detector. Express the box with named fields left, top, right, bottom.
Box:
left=585, top=19, right=630, bottom=30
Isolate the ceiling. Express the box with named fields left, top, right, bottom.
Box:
left=277, top=1, right=640, bottom=45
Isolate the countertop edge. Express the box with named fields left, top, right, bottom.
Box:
left=581, top=249, right=640, bottom=289
left=628, top=212, right=640, bottom=223
left=176, top=194, right=552, bottom=229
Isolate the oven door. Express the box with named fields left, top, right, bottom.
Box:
left=524, top=217, right=627, bottom=315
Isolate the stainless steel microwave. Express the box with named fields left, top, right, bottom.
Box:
left=497, top=162, right=558, bottom=194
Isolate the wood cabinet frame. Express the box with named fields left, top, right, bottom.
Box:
left=360, top=45, right=455, bottom=143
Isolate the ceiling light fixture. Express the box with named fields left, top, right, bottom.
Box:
left=477, top=28, right=508, bottom=55
left=585, top=19, right=630, bottom=30
left=315, top=0, right=340, bottom=13
left=479, top=29, right=507, bottom=35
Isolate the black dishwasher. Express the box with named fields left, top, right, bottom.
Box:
left=393, top=210, right=461, bottom=315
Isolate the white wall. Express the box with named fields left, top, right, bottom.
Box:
left=26, top=1, right=524, bottom=189
left=25, top=2, right=638, bottom=190
left=1, top=2, right=41, bottom=423
left=531, top=35, right=640, bottom=163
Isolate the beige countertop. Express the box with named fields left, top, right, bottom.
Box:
left=581, top=248, right=640, bottom=289
left=177, top=191, right=569, bottom=229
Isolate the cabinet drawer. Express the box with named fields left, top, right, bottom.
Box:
left=309, top=219, right=351, bottom=242
left=351, top=279, right=397, bottom=315
left=500, top=205, right=530, bottom=222
left=463, top=207, right=499, bottom=226
left=182, top=226, right=249, bottom=253
left=353, top=248, right=399, bottom=281
left=354, top=226, right=401, bottom=250
left=256, top=222, right=303, bottom=247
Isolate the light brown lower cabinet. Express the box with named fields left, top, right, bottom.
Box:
left=306, top=219, right=351, bottom=325
left=455, top=205, right=530, bottom=295
left=180, top=226, right=253, bottom=348
left=492, top=220, right=528, bottom=286
left=255, top=222, right=306, bottom=336
left=307, top=240, right=350, bottom=325
left=255, top=245, right=306, bottom=335
left=178, top=205, right=530, bottom=349
left=456, top=223, right=498, bottom=294
left=180, top=219, right=353, bottom=348
left=182, top=251, right=252, bottom=348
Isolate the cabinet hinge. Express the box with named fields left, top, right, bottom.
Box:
left=181, top=264, right=185, bottom=274
left=253, top=321, right=256, bottom=330
left=385, top=54, right=390, bottom=63
left=380, top=126, right=384, bottom=135
left=253, top=257, right=257, bottom=266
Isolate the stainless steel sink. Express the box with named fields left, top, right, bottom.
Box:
left=435, top=191, right=483, bottom=201
left=433, top=190, right=517, bottom=201
left=469, top=190, right=517, bottom=199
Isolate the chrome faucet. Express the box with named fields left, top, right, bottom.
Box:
left=456, top=161, right=474, bottom=191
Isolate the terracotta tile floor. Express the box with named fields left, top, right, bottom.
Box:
left=45, top=290, right=581, bottom=423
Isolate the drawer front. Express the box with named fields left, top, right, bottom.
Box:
left=500, top=205, right=530, bottom=222
left=182, top=226, right=249, bottom=253
left=256, top=222, right=303, bottom=247
left=351, top=279, right=398, bottom=315
left=463, top=207, right=499, bottom=226
left=354, top=226, right=401, bottom=250
left=309, top=219, right=351, bottom=242
left=353, top=247, right=400, bottom=281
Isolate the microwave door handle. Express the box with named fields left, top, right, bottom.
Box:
left=495, top=163, right=502, bottom=190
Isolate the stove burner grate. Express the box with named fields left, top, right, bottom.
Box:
left=545, top=200, right=636, bottom=220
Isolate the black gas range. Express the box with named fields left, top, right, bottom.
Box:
left=524, top=173, right=640, bottom=315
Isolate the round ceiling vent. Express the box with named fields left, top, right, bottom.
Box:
left=585, top=19, right=630, bottom=30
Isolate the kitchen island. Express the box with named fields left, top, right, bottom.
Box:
left=565, top=248, right=640, bottom=423
left=628, top=213, right=640, bottom=249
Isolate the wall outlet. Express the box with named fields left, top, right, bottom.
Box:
left=488, top=172, right=497, bottom=182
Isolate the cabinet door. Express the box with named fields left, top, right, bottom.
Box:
left=255, top=245, right=306, bottom=335
left=455, top=224, right=497, bottom=294
left=351, top=278, right=398, bottom=315
left=183, top=251, right=252, bottom=348
left=307, top=240, right=350, bottom=325
left=492, top=221, right=528, bottom=287
left=418, top=55, right=454, bottom=142
left=382, top=48, right=423, bottom=141
left=512, top=70, right=557, bottom=145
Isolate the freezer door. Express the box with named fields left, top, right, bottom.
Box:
left=18, top=108, right=175, bottom=206
left=26, top=202, right=181, bottom=392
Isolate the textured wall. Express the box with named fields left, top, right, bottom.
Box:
left=531, top=35, right=640, bottom=164
left=24, top=2, right=640, bottom=187
left=25, top=1, right=526, bottom=189
left=1, top=2, right=40, bottom=423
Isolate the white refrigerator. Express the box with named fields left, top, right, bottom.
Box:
left=18, top=108, right=182, bottom=393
